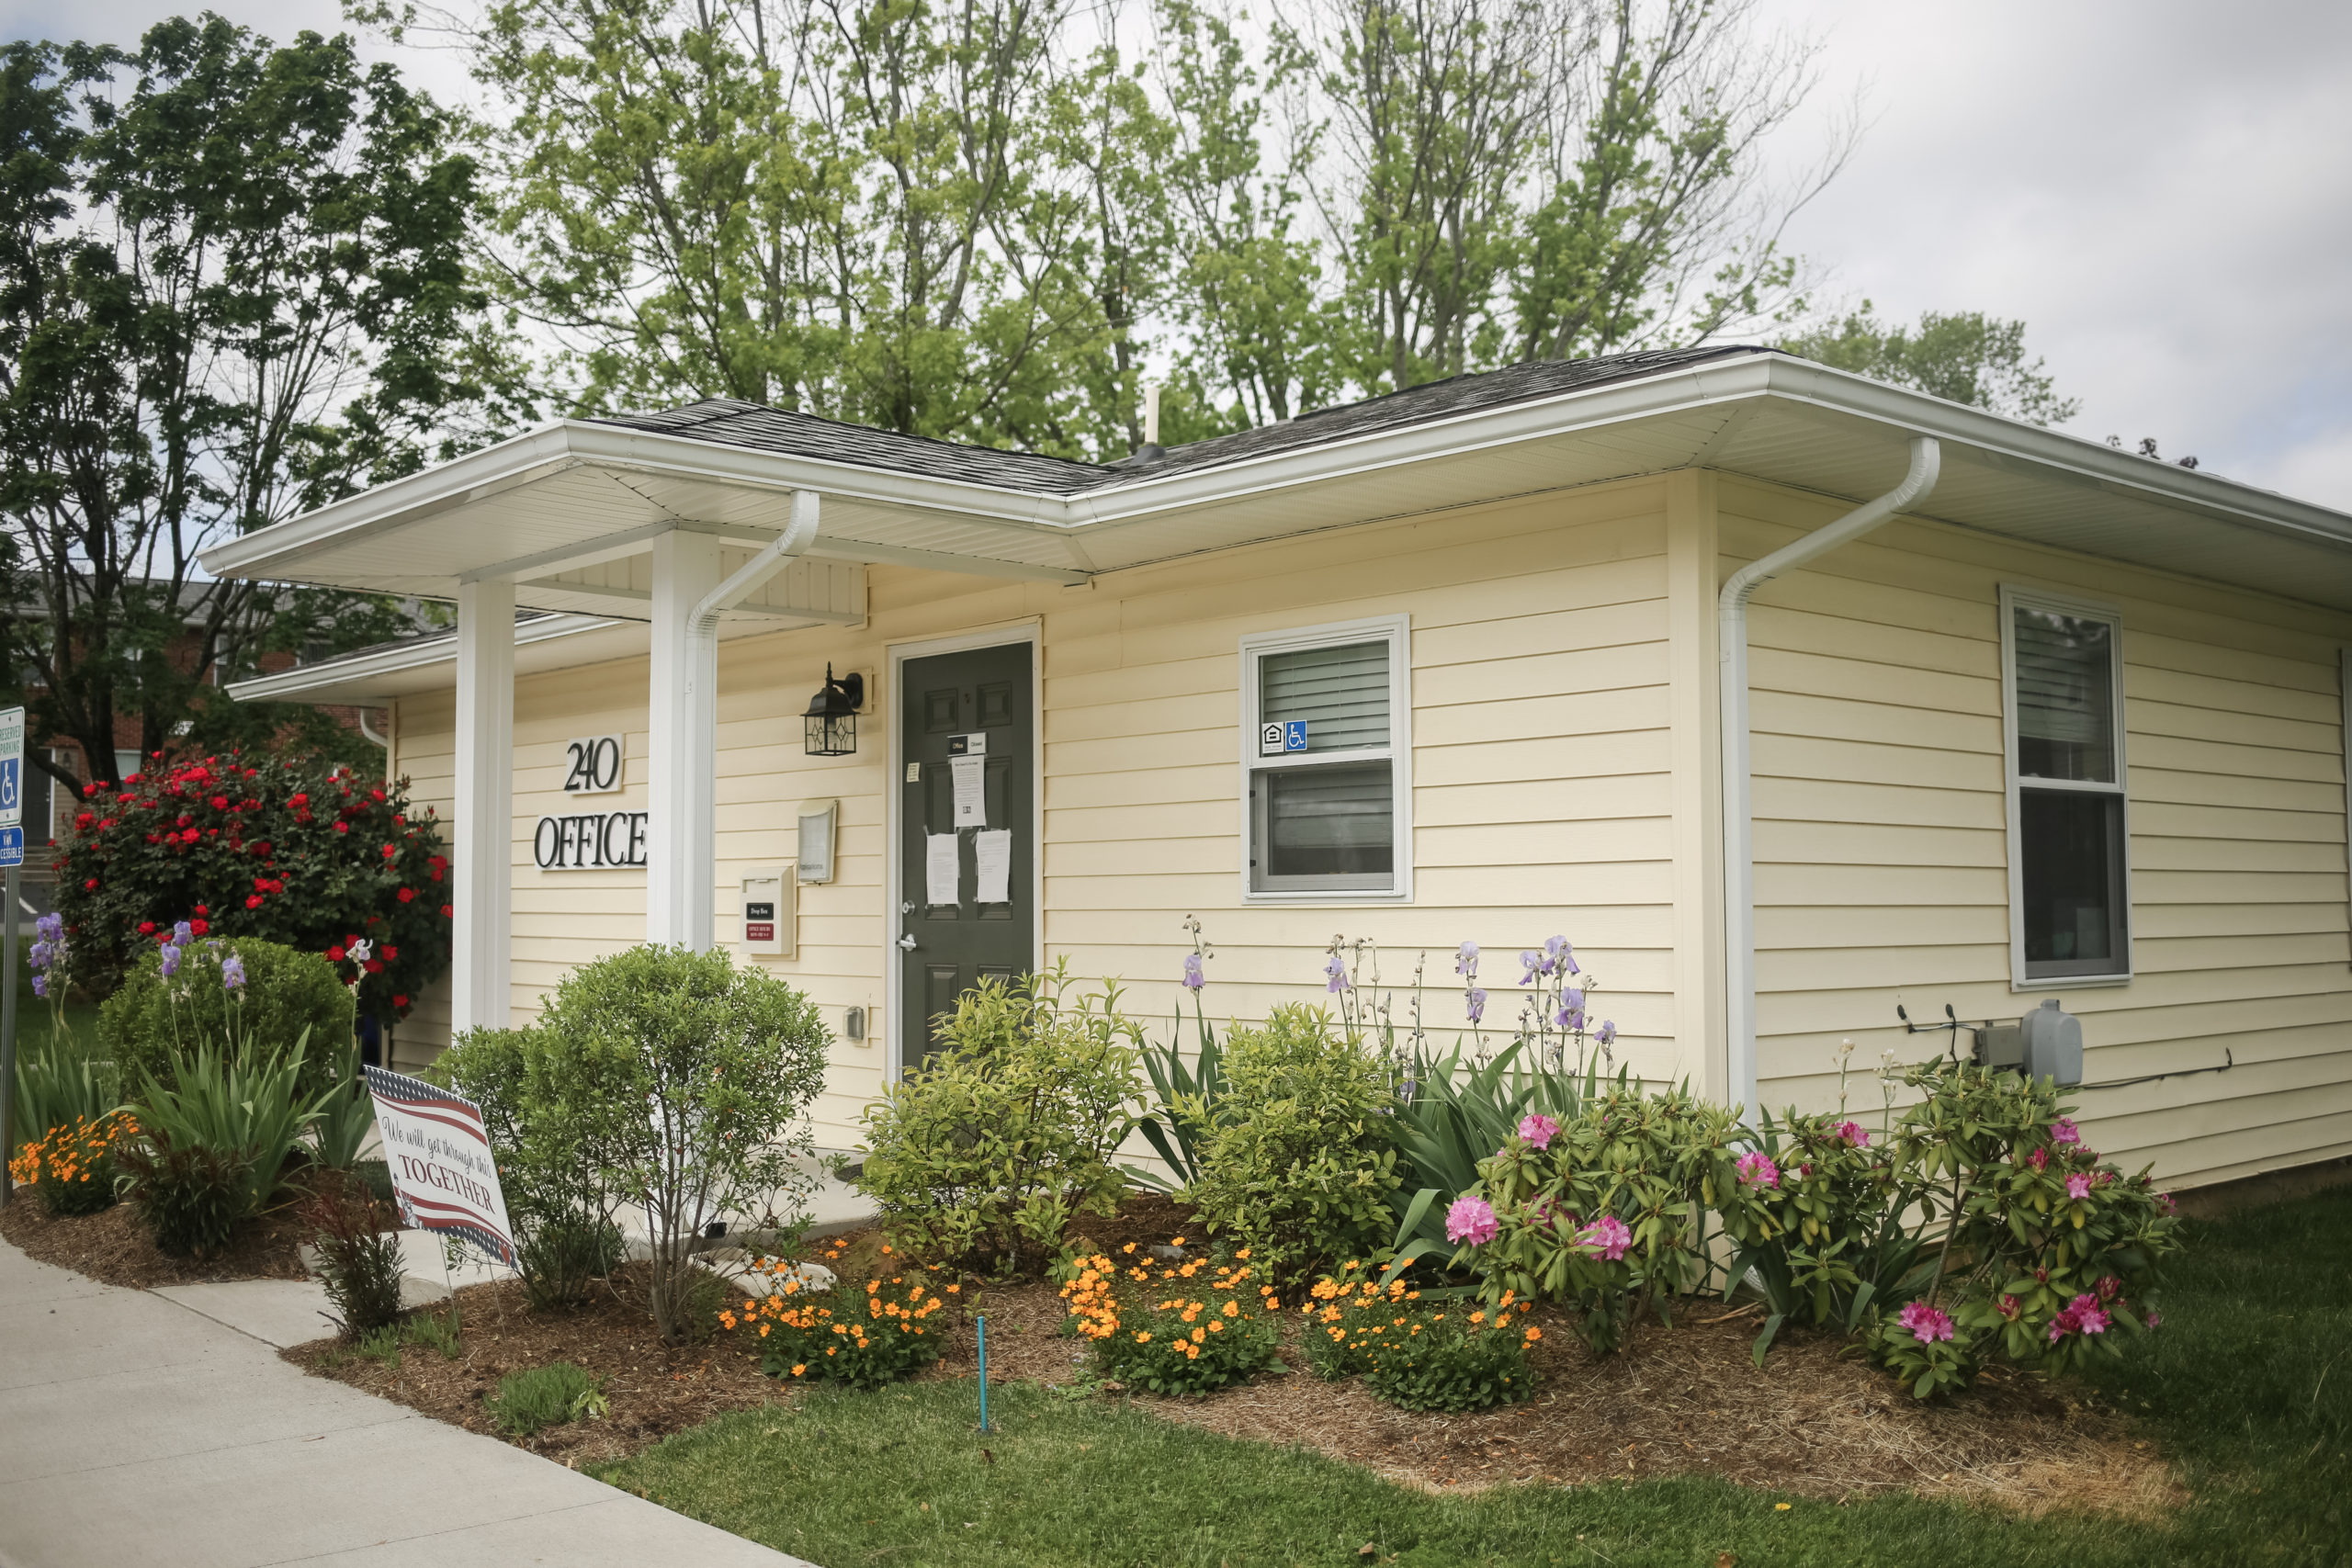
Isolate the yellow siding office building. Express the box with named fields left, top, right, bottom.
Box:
left=209, top=347, right=2352, bottom=1190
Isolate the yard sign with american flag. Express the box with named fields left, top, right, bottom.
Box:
left=363, top=1066, right=517, bottom=1267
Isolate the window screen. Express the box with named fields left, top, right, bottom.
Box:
left=1242, top=621, right=1408, bottom=897
left=2006, top=592, right=2130, bottom=981
left=1259, top=641, right=1389, bottom=753
left=2014, top=606, right=2115, bottom=782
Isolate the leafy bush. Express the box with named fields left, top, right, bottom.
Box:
left=489, top=1362, right=608, bottom=1435
left=1132, top=992, right=1227, bottom=1191
left=308, top=1181, right=408, bottom=1337
left=517, top=1205, right=624, bottom=1311
left=1455, top=1077, right=1745, bottom=1353
left=1180, top=1005, right=1401, bottom=1282
left=1059, top=1247, right=1284, bottom=1396
left=729, top=1256, right=954, bottom=1389
left=440, top=946, right=830, bottom=1344
left=132, top=1042, right=325, bottom=1215
left=1390, top=1037, right=1593, bottom=1251
left=51, top=751, right=451, bottom=1019
left=103, top=939, right=352, bottom=1097
left=116, top=1134, right=254, bottom=1257
left=857, top=966, right=1143, bottom=1272
left=7, top=1111, right=135, bottom=1216
left=8, top=1032, right=119, bottom=1153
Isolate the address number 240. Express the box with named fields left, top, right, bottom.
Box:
left=563, top=735, right=625, bottom=795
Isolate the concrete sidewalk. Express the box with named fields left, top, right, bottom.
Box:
left=0, top=1239, right=815, bottom=1568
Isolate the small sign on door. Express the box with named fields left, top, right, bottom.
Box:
left=1260, top=720, right=1307, bottom=755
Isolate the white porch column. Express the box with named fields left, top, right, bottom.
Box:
left=452, top=578, right=515, bottom=1033
left=648, top=528, right=721, bottom=948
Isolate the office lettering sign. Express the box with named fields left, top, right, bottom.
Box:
left=532, top=809, right=649, bottom=871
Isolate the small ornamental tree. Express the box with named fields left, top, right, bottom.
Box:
left=51, top=751, right=451, bottom=1022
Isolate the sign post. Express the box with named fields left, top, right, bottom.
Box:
left=0, top=705, right=24, bottom=1208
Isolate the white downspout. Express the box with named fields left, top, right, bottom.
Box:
left=673, top=489, right=820, bottom=953
left=1720, top=436, right=1940, bottom=1116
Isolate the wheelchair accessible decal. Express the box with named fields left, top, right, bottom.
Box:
left=1259, top=720, right=1308, bottom=756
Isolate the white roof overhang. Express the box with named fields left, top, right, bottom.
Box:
left=211, top=352, right=2352, bottom=705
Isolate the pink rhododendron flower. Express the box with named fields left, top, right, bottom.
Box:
left=1898, top=1301, right=1955, bottom=1343
left=1576, top=1214, right=1632, bottom=1261
left=2146, top=1308, right=2161, bottom=1329
left=2066, top=1173, right=2092, bottom=1200
left=1836, top=1121, right=1870, bottom=1147
left=1518, top=1113, right=1560, bottom=1151
left=2050, top=1117, right=2081, bottom=1145
left=2028, top=1147, right=2050, bottom=1171
left=1446, top=1196, right=1498, bottom=1246
left=1736, top=1151, right=1780, bottom=1190
left=2047, top=1293, right=2111, bottom=1342
left=2096, top=1275, right=2121, bottom=1303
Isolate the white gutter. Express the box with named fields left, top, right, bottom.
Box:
left=1720, top=435, right=1941, bottom=1116
left=672, top=488, right=819, bottom=952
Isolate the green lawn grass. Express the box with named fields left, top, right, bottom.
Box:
left=597, top=1187, right=2352, bottom=1568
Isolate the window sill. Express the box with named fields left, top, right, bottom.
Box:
left=1243, top=888, right=1414, bottom=905
left=2012, top=972, right=2132, bottom=992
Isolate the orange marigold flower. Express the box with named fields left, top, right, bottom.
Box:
left=1525, top=1325, right=1544, bottom=1342
left=792, top=1364, right=807, bottom=1376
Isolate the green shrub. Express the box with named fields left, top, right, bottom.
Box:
left=1180, top=1005, right=1401, bottom=1282
left=132, top=1043, right=325, bottom=1214
left=857, top=965, right=1143, bottom=1273
left=440, top=947, right=830, bottom=1345
left=1460, top=1077, right=1745, bottom=1353
left=1359, top=1303, right=1538, bottom=1413
left=310, top=1036, right=378, bottom=1170
left=488, top=1362, right=607, bottom=1435
left=404, top=1309, right=462, bottom=1359
left=116, top=1134, right=254, bottom=1257
left=1060, top=1247, right=1283, bottom=1397
left=8, top=1111, right=132, bottom=1216
left=101, top=939, right=352, bottom=1097
left=517, top=1205, right=624, bottom=1311
left=308, top=1182, right=407, bottom=1337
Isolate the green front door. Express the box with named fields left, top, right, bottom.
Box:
left=898, top=641, right=1035, bottom=1068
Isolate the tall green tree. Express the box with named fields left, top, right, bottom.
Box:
left=1778, top=302, right=2080, bottom=427
left=0, top=17, right=515, bottom=797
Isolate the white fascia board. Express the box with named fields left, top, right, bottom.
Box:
left=201, top=354, right=2352, bottom=590
left=224, top=613, right=617, bottom=702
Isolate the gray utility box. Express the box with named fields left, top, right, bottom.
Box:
left=1973, top=999, right=2084, bottom=1086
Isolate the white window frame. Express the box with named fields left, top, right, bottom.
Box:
left=1238, top=615, right=1412, bottom=903
left=1999, top=583, right=2132, bottom=988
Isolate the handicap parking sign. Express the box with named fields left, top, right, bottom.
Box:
left=1283, top=721, right=1307, bottom=752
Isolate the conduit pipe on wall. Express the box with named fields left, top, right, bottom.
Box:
left=1721, top=435, right=1940, bottom=1116
left=674, top=488, right=820, bottom=951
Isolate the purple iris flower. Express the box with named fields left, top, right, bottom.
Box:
left=172, top=920, right=194, bottom=946
left=1596, top=1020, right=1616, bottom=1045
left=34, top=912, right=62, bottom=942
left=221, top=953, right=247, bottom=992
left=159, top=942, right=183, bottom=978
left=1324, top=954, right=1351, bottom=993
left=1181, top=953, right=1205, bottom=991
left=30, top=974, right=48, bottom=998
left=1519, top=950, right=1543, bottom=985
left=1557, top=987, right=1585, bottom=1030
left=1455, top=942, right=1478, bottom=978
left=1545, top=935, right=1577, bottom=976
left=1464, top=986, right=1487, bottom=1023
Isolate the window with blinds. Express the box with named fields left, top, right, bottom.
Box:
left=1241, top=618, right=1409, bottom=898
left=2003, top=589, right=2130, bottom=982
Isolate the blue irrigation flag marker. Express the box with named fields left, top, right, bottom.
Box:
left=977, top=1314, right=990, bottom=1432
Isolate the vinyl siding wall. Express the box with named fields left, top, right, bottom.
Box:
left=1723, top=474, right=2352, bottom=1190
left=390, top=477, right=1694, bottom=1145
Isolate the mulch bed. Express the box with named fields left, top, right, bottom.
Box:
left=277, top=1196, right=2180, bottom=1517
left=288, top=1264, right=786, bottom=1467
left=0, top=1187, right=321, bottom=1290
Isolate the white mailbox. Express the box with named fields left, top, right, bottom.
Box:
left=741, top=867, right=794, bottom=958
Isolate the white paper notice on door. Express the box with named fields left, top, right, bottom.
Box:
left=950, top=754, right=986, bottom=828
left=924, top=832, right=959, bottom=907
left=975, top=829, right=1012, bottom=904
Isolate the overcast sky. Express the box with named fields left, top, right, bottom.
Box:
left=15, top=0, right=2352, bottom=511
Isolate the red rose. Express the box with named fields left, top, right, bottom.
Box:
left=190, top=919, right=209, bottom=935
left=326, top=945, right=346, bottom=962
left=396, top=887, right=415, bottom=903
left=74, top=812, right=93, bottom=829
left=288, top=794, right=308, bottom=807
left=195, top=906, right=207, bottom=914
left=334, top=821, right=349, bottom=834
left=139, top=921, right=155, bottom=934
left=392, top=994, right=409, bottom=1009
left=209, top=796, right=227, bottom=810
left=84, top=878, right=97, bottom=889
left=363, top=959, right=384, bottom=975
left=383, top=945, right=398, bottom=960
left=441, top=905, right=453, bottom=919
left=245, top=896, right=264, bottom=909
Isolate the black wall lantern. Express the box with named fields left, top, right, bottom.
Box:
left=803, top=664, right=864, bottom=756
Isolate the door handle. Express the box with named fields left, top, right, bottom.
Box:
left=897, top=932, right=918, bottom=951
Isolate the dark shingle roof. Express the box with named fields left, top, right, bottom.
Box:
left=591, top=345, right=1764, bottom=496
